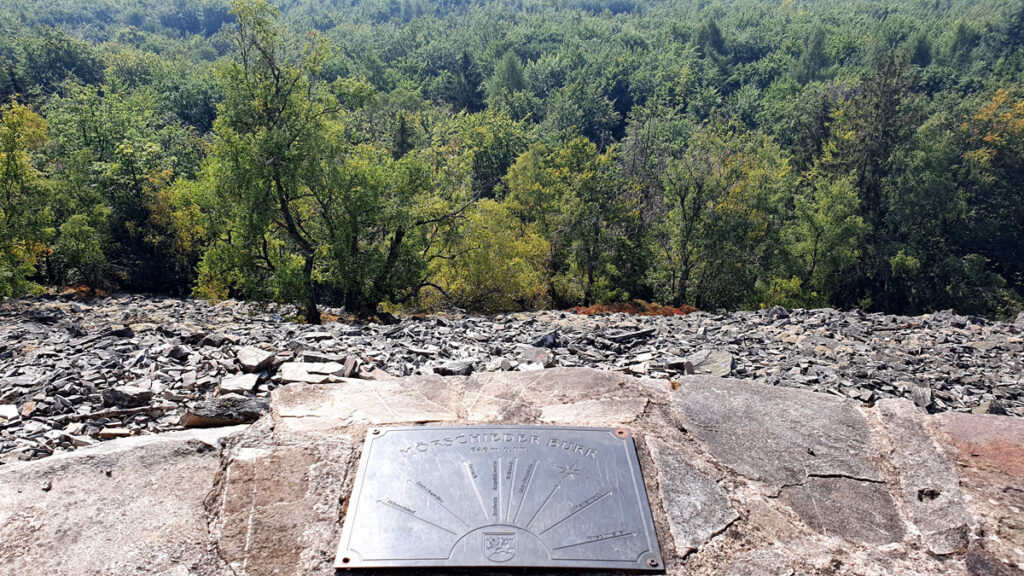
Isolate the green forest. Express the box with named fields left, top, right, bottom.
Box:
left=0, top=0, right=1021, bottom=322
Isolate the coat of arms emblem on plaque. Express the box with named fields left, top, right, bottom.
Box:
left=483, top=532, right=517, bottom=562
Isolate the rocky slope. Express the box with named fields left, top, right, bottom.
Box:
left=1, top=294, right=1022, bottom=462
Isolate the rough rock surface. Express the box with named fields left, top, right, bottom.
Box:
left=672, top=376, right=881, bottom=490
left=2, top=295, right=1022, bottom=462
left=877, top=398, right=970, bottom=555
left=648, top=438, right=740, bottom=556
left=0, top=426, right=244, bottom=576
left=0, top=368, right=1021, bottom=576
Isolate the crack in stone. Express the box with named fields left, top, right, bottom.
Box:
left=768, top=472, right=887, bottom=498
left=699, top=507, right=741, bottom=554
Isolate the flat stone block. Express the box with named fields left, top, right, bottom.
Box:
left=780, top=476, right=904, bottom=545
left=878, top=399, right=969, bottom=554
left=671, top=376, right=881, bottom=491
left=647, top=438, right=738, bottom=556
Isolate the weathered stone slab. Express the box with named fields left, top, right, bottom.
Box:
left=539, top=398, right=648, bottom=425
left=878, top=399, right=969, bottom=554
left=0, top=404, right=19, bottom=420
left=647, top=438, right=739, bottom=557
left=940, top=411, right=1024, bottom=572
left=206, top=431, right=353, bottom=576
left=277, top=362, right=330, bottom=383
left=272, top=375, right=462, bottom=431
left=671, top=376, right=881, bottom=491
left=685, top=350, right=735, bottom=377
left=180, top=396, right=269, bottom=428
left=0, top=427, right=244, bottom=576
left=461, top=368, right=665, bottom=422
left=101, top=385, right=153, bottom=407
left=780, top=476, right=905, bottom=544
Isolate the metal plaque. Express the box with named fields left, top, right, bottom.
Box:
left=336, top=426, right=663, bottom=570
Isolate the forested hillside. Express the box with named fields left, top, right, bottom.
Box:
left=0, top=0, right=1021, bottom=322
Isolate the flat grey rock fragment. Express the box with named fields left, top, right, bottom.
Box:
left=878, top=399, right=970, bottom=555
left=435, top=358, right=475, bottom=375
left=648, top=438, right=739, bottom=556
left=217, top=372, right=258, bottom=394
left=685, top=350, right=735, bottom=377
left=101, top=385, right=153, bottom=408
left=236, top=346, right=275, bottom=372
left=671, top=376, right=881, bottom=491
left=180, top=396, right=269, bottom=428
left=781, top=476, right=905, bottom=544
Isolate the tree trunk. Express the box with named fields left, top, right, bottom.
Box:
left=368, top=227, right=406, bottom=312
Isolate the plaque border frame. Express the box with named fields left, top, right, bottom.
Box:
left=335, top=425, right=664, bottom=571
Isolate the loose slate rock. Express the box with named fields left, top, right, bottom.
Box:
left=218, top=373, right=259, bottom=395
left=200, top=332, right=228, bottom=347
left=0, top=404, right=18, bottom=420
left=179, top=396, right=269, bottom=428
left=278, top=362, right=330, bottom=384
left=435, top=359, right=475, bottom=376
left=101, top=386, right=153, bottom=408
left=647, top=438, right=738, bottom=557
left=105, top=324, right=134, bottom=338
left=237, top=346, right=275, bottom=373
left=686, top=350, right=735, bottom=377
left=97, top=427, right=134, bottom=438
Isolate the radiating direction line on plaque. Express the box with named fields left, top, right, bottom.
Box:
left=538, top=490, right=613, bottom=535
left=462, top=459, right=490, bottom=522
left=526, top=482, right=561, bottom=529
left=408, top=479, right=470, bottom=528
left=504, top=458, right=518, bottom=522
left=511, top=460, right=538, bottom=524
left=377, top=498, right=458, bottom=536
left=552, top=530, right=636, bottom=550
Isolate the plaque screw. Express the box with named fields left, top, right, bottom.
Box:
left=341, top=557, right=351, bottom=564
left=647, top=558, right=659, bottom=567
left=370, top=428, right=381, bottom=435
left=615, top=428, right=630, bottom=439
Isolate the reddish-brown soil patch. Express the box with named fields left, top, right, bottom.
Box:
left=568, top=300, right=697, bottom=317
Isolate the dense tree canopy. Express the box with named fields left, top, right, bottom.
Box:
left=0, top=0, right=1021, bottom=319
